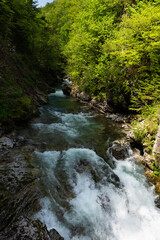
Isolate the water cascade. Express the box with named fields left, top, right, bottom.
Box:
left=26, top=89, right=160, bottom=240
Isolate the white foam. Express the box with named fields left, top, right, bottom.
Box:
left=49, top=90, right=66, bottom=97
left=35, top=150, right=60, bottom=168
left=34, top=197, right=71, bottom=240
left=110, top=158, right=160, bottom=240
left=34, top=147, right=160, bottom=240
left=31, top=122, right=78, bottom=138
left=49, top=111, right=93, bottom=126
left=62, top=79, right=72, bottom=85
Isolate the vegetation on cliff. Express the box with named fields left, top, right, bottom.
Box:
left=0, top=0, right=58, bottom=125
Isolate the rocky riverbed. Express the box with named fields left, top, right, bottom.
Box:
left=0, top=134, right=64, bottom=240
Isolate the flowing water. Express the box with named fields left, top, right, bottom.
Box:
left=22, top=88, right=160, bottom=240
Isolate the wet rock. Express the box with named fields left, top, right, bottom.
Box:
left=0, top=216, right=63, bottom=240
left=62, top=85, right=71, bottom=96
left=97, top=194, right=111, bottom=213
left=75, top=159, right=89, bottom=173
left=0, top=137, right=14, bottom=150
left=155, top=196, right=160, bottom=208
left=0, top=157, right=41, bottom=232
left=0, top=142, right=42, bottom=236
left=75, top=158, right=121, bottom=187
left=111, top=142, right=129, bottom=160
left=49, top=228, right=64, bottom=240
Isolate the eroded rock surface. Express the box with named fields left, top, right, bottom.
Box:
left=0, top=217, right=63, bottom=240
left=0, top=135, right=64, bottom=239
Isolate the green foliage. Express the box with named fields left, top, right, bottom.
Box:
left=41, top=0, right=160, bottom=111
left=62, top=0, right=124, bottom=97
left=0, top=79, right=31, bottom=121
left=153, top=165, right=160, bottom=177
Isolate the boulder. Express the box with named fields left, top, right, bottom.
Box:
left=62, top=85, right=71, bottom=96
left=111, top=142, right=129, bottom=160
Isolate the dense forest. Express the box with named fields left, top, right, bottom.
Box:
left=41, top=0, right=160, bottom=112
left=0, top=0, right=58, bottom=126
left=0, top=0, right=160, bottom=156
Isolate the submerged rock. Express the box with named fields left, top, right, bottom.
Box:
left=75, top=158, right=121, bottom=187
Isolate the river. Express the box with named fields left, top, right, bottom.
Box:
left=20, top=88, right=160, bottom=240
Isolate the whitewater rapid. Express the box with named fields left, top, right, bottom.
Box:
left=31, top=89, right=160, bottom=240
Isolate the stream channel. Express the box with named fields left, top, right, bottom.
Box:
left=20, top=87, right=160, bottom=240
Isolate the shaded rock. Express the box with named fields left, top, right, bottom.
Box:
left=48, top=87, right=56, bottom=94
left=62, top=85, right=71, bottom=96
left=49, top=228, right=64, bottom=240
left=14, top=136, right=26, bottom=147
left=0, top=137, right=14, bottom=150
left=130, top=138, right=144, bottom=156
left=0, top=216, right=63, bottom=240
